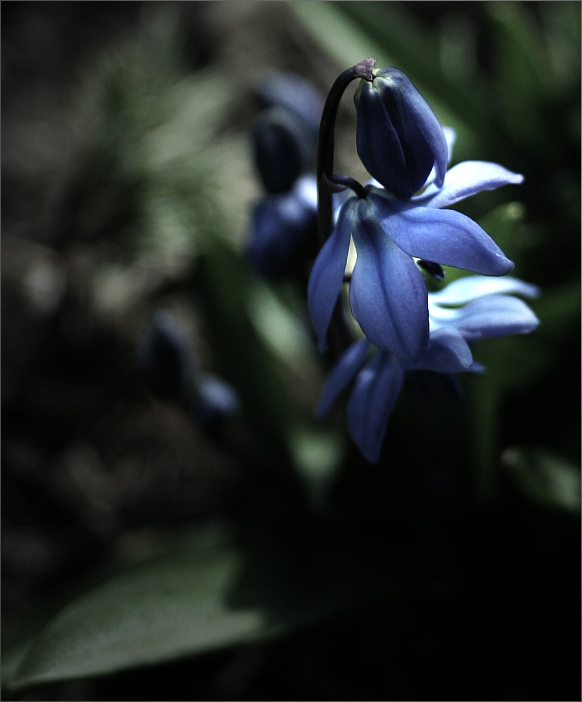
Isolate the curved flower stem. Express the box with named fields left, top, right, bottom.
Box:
left=315, top=58, right=375, bottom=358
left=317, top=58, right=375, bottom=248
left=325, top=173, right=368, bottom=200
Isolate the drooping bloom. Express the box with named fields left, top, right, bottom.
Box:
left=247, top=72, right=327, bottom=280
left=317, top=276, right=540, bottom=463
left=247, top=175, right=319, bottom=279
left=308, top=129, right=523, bottom=359
left=354, top=67, right=449, bottom=199
left=251, top=106, right=315, bottom=195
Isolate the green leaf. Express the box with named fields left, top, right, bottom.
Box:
left=8, top=519, right=393, bottom=692
left=192, top=242, right=298, bottom=469
left=502, top=446, right=581, bottom=513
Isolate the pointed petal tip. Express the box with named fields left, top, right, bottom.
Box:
left=498, top=257, right=515, bottom=275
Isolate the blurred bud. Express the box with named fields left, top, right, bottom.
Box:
left=254, top=71, right=324, bottom=139
left=247, top=175, right=319, bottom=279
left=251, top=106, right=313, bottom=194
left=138, top=311, right=240, bottom=433
left=354, top=67, right=448, bottom=199
left=192, top=375, right=241, bottom=434
left=137, top=311, right=197, bottom=402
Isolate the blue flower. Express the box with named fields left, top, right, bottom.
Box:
left=247, top=175, right=319, bottom=279
left=251, top=106, right=315, bottom=195
left=354, top=67, right=449, bottom=200
left=317, top=276, right=540, bottom=463
left=308, top=129, right=523, bottom=359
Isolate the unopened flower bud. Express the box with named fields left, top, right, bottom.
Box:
left=251, top=107, right=312, bottom=194
left=354, top=67, right=448, bottom=199
left=138, top=312, right=240, bottom=434
left=137, top=311, right=197, bottom=402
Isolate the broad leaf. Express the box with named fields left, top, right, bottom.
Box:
left=8, top=519, right=394, bottom=692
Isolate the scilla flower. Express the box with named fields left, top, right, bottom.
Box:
left=247, top=175, right=319, bottom=279
left=308, top=128, right=523, bottom=359
left=251, top=106, right=316, bottom=195
left=354, top=67, right=449, bottom=200
left=317, top=276, right=540, bottom=463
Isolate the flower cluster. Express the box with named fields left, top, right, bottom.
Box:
left=242, top=60, right=539, bottom=463
left=246, top=72, right=324, bottom=279
left=306, top=62, right=539, bottom=462
left=317, top=276, right=540, bottom=462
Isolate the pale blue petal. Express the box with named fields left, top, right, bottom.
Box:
left=429, top=275, right=540, bottom=306
left=347, top=351, right=404, bottom=463
left=307, top=198, right=356, bottom=352
left=423, top=161, right=524, bottom=209
left=350, top=199, right=429, bottom=359
left=369, top=195, right=514, bottom=276
left=436, top=295, right=540, bottom=341
left=316, top=339, right=371, bottom=419
left=443, top=127, right=456, bottom=163
left=401, top=328, right=473, bottom=373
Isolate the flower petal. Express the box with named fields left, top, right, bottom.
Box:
left=369, top=194, right=514, bottom=276
left=383, top=70, right=449, bottom=189
left=435, top=295, right=540, bottom=341
left=307, top=198, right=356, bottom=352
left=420, top=127, right=457, bottom=191
left=422, top=160, right=524, bottom=209
left=350, top=199, right=429, bottom=359
left=316, top=339, right=371, bottom=419
left=429, top=275, right=540, bottom=306
left=401, top=328, right=473, bottom=373
left=347, top=351, right=404, bottom=463
left=443, top=127, right=456, bottom=164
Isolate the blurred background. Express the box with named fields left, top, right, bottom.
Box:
left=2, top=2, right=580, bottom=700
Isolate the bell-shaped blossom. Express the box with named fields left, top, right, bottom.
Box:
left=317, top=276, right=540, bottom=463
left=247, top=175, right=319, bottom=279
left=308, top=130, right=523, bottom=359
left=251, top=106, right=314, bottom=194
left=354, top=67, right=449, bottom=199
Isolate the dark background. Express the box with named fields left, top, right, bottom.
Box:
left=2, top=3, right=580, bottom=700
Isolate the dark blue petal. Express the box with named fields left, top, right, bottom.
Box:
left=354, top=68, right=448, bottom=198
left=422, top=161, right=524, bottom=209
left=437, top=295, right=540, bottom=342
left=401, top=328, right=473, bottom=373
left=369, top=194, right=514, bottom=276
left=308, top=198, right=356, bottom=352
left=350, top=199, right=429, bottom=359
left=347, top=351, right=404, bottom=463
left=316, top=338, right=371, bottom=419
